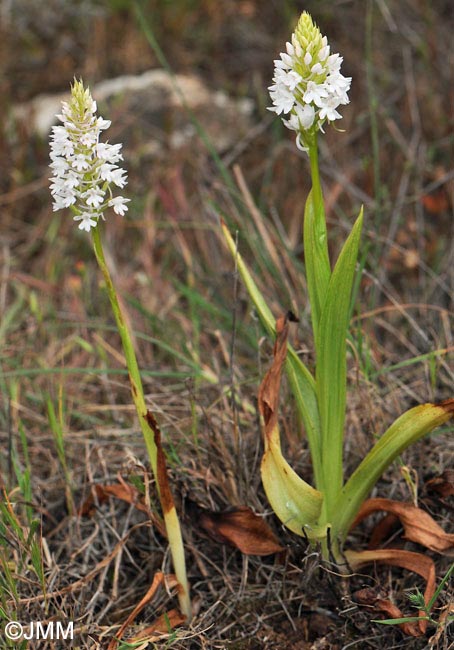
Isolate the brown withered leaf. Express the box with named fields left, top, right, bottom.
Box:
left=107, top=572, right=181, bottom=650
left=353, top=586, right=421, bottom=637
left=145, top=411, right=175, bottom=516
left=78, top=481, right=149, bottom=515
left=426, top=470, right=454, bottom=498
left=130, top=609, right=186, bottom=643
left=367, top=512, right=400, bottom=549
left=193, top=502, right=284, bottom=556
left=347, top=548, right=436, bottom=636
left=352, top=498, right=454, bottom=555
left=258, top=314, right=290, bottom=434
left=78, top=479, right=165, bottom=535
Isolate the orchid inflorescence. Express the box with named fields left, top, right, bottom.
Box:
left=222, top=12, right=454, bottom=600
left=49, top=80, right=191, bottom=620
left=49, top=80, right=130, bottom=232
left=268, top=11, right=351, bottom=152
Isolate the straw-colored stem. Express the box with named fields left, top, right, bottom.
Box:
left=91, top=225, right=191, bottom=621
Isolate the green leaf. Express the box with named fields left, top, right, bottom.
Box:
left=261, top=434, right=325, bottom=539
left=332, top=400, right=454, bottom=540
left=303, top=189, right=331, bottom=342
left=316, top=208, right=364, bottom=515
left=285, top=350, right=323, bottom=489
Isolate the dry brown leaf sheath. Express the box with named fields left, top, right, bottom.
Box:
left=352, top=498, right=454, bottom=555
left=258, top=314, right=290, bottom=435
left=145, top=410, right=176, bottom=515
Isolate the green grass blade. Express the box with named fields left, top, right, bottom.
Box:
left=428, top=562, right=454, bottom=610
left=317, top=208, right=363, bottom=518
left=372, top=617, right=426, bottom=626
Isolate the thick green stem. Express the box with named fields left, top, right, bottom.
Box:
left=91, top=225, right=191, bottom=621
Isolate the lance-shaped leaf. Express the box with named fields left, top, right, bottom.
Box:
left=258, top=315, right=324, bottom=540
left=316, top=208, right=363, bottom=511
left=331, top=399, right=454, bottom=541
left=303, top=189, right=331, bottom=343
left=220, top=219, right=323, bottom=488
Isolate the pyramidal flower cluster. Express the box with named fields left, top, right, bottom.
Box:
left=268, top=12, right=351, bottom=152
left=49, top=80, right=129, bottom=232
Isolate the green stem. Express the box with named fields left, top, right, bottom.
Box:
left=91, top=225, right=191, bottom=621
left=308, top=133, right=323, bottom=214
left=92, top=227, right=155, bottom=467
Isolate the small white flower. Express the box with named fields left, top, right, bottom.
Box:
left=96, top=142, right=123, bottom=163
left=49, top=79, right=128, bottom=232
left=109, top=196, right=130, bottom=216
left=49, top=157, right=69, bottom=174
left=268, top=11, right=351, bottom=152
left=268, top=83, right=295, bottom=115
left=99, top=163, right=116, bottom=182
left=284, top=104, right=315, bottom=132
left=319, top=45, right=330, bottom=61
left=274, top=68, right=302, bottom=91
left=80, top=131, right=98, bottom=147
left=74, top=213, right=99, bottom=232
left=72, top=153, right=90, bottom=172
left=52, top=189, right=77, bottom=210
left=296, top=104, right=316, bottom=129
left=110, top=168, right=128, bottom=188
left=83, top=187, right=105, bottom=207
left=97, top=117, right=111, bottom=131
left=303, top=81, right=328, bottom=107
left=318, top=96, right=342, bottom=121
left=64, top=171, right=80, bottom=189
